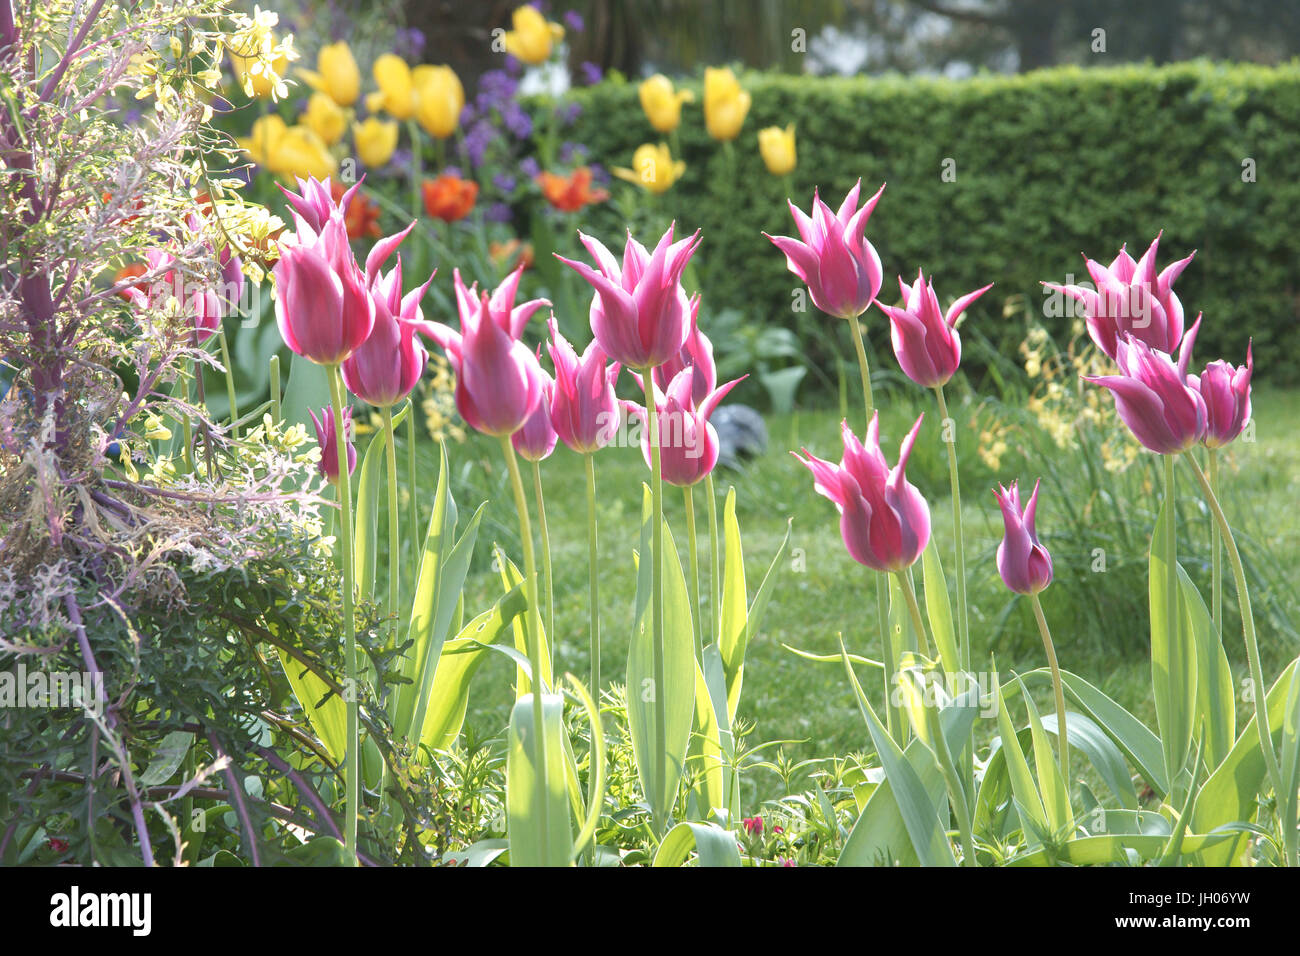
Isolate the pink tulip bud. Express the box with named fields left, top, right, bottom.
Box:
left=626, top=367, right=743, bottom=487
left=794, top=413, right=930, bottom=572
left=653, top=293, right=716, bottom=405
left=416, top=266, right=549, bottom=437
left=1044, top=233, right=1194, bottom=360
left=1085, top=317, right=1208, bottom=455
left=280, top=175, right=362, bottom=236
left=766, top=180, right=885, bottom=320
left=1189, top=341, right=1252, bottom=449
left=880, top=270, right=992, bottom=388
left=994, top=478, right=1053, bottom=595
left=309, top=405, right=356, bottom=484
left=548, top=316, right=621, bottom=454
left=556, top=224, right=700, bottom=370
left=512, top=369, right=558, bottom=462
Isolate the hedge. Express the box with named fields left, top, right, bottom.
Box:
left=563, top=61, right=1300, bottom=385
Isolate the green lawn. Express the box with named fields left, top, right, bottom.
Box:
left=420, top=384, right=1300, bottom=800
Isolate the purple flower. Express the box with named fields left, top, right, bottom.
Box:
left=565, top=10, right=585, bottom=32
left=503, top=102, right=533, bottom=139
left=557, top=102, right=583, bottom=126
left=396, top=26, right=426, bottom=61
left=485, top=202, right=512, bottom=224
left=995, top=479, right=1053, bottom=595
left=493, top=173, right=518, bottom=193
left=558, top=141, right=589, bottom=164
left=520, top=156, right=541, bottom=178
left=579, top=61, right=602, bottom=85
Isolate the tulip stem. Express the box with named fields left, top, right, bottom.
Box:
left=684, top=484, right=702, bottom=662
left=895, top=570, right=932, bottom=661
left=1184, top=453, right=1285, bottom=828
left=1209, top=449, right=1222, bottom=635
left=848, top=312, right=875, bottom=414
left=499, top=434, right=552, bottom=863
left=532, top=459, right=555, bottom=653
left=933, top=385, right=969, bottom=672
left=269, top=354, right=281, bottom=423
left=1029, top=592, right=1069, bottom=788
left=407, top=408, right=419, bottom=595
left=705, top=472, right=721, bottom=647
left=382, top=405, right=400, bottom=649
left=326, top=365, right=359, bottom=863
left=643, top=371, right=668, bottom=835
left=585, top=453, right=600, bottom=695
left=407, top=119, right=422, bottom=220
left=217, top=327, right=239, bottom=438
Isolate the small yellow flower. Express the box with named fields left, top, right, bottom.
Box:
left=303, top=91, right=347, bottom=146
left=613, top=143, right=685, bottom=194
left=365, top=53, right=416, bottom=120
left=503, top=5, right=564, bottom=65
left=758, top=123, right=796, bottom=176
left=638, top=74, right=693, bottom=133
left=299, top=41, right=360, bottom=106
left=143, top=412, right=172, bottom=442
left=226, top=9, right=295, bottom=100
left=703, top=66, right=751, bottom=141
left=413, top=65, right=464, bottom=139
left=354, top=117, right=399, bottom=167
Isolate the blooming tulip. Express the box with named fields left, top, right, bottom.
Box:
left=353, top=117, right=399, bottom=168
left=300, top=41, right=361, bottom=106
left=758, top=124, right=796, bottom=176
left=879, top=270, right=993, bottom=389
left=613, top=143, right=685, bottom=194
left=422, top=174, right=479, bottom=222
left=303, top=91, right=347, bottom=146
left=994, top=479, right=1053, bottom=595
left=627, top=368, right=743, bottom=488
left=503, top=5, right=565, bottom=65
left=309, top=405, right=356, bottom=483
left=547, top=316, right=621, bottom=454
left=413, top=65, right=464, bottom=139
left=512, top=370, right=558, bottom=462
left=279, top=175, right=360, bottom=235
left=795, top=413, right=931, bottom=572
left=416, top=267, right=549, bottom=437
left=1044, top=233, right=1194, bottom=360
left=653, top=294, right=715, bottom=406
left=556, top=224, right=701, bottom=370
left=1191, top=342, right=1252, bottom=449
left=238, top=115, right=337, bottom=180
left=766, top=180, right=885, bottom=320
left=342, top=240, right=432, bottom=408
left=366, top=53, right=416, bottom=120
left=536, top=167, right=610, bottom=212
left=703, top=67, right=751, bottom=141
left=1085, top=318, right=1208, bottom=455
left=639, top=74, right=693, bottom=133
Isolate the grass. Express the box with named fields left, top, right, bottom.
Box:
left=400, top=382, right=1300, bottom=803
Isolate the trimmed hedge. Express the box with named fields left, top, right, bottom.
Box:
left=564, top=61, right=1300, bottom=384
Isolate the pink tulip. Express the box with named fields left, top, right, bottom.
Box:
left=994, top=479, right=1053, bottom=595
left=280, top=175, right=362, bottom=235
left=123, top=248, right=226, bottom=344
left=417, top=266, right=548, bottom=437
left=512, top=367, right=558, bottom=462
left=879, top=270, right=992, bottom=388
left=547, top=317, right=621, bottom=454
left=1190, top=342, right=1252, bottom=449
left=625, top=367, right=743, bottom=487
left=309, top=405, right=356, bottom=484
left=1044, top=233, right=1194, bottom=360
left=556, top=224, right=701, bottom=369
left=1085, top=318, right=1208, bottom=455
left=653, top=293, right=716, bottom=405
left=794, top=413, right=930, bottom=572
left=765, top=180, right=885, bottom=320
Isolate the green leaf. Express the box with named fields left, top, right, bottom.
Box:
left=506, top=693, right=572, bottom=867
left=1149, top=493, right=1197, bottom=790
left=718, top=487, right=746, bottom=711
left=497, top=549, right=552, bottom=696
left=1008, top=831, right=1235, bottom=867
left=277, top=649, right=346, bottom=763
left=1057, top=669, right=1167, bottom=796
left=1013, top=675, right=1072, bottom=834
left=279, top=352, right=330, bottom=440
left=688, top=653, right=727, bottom=819
left=352, top=431, right=386, bottom=606
left=991, top=679, right=1049, bottom=843
left=920, top=540, right=960, bottom=676
left=652, top=821, right=742, bottom=867
left=1179, top=564, right=1235, bottom=767
left=138, top=731, right=194, bottom=788
left=565, top=674, right=607, bottom=863
left=443, top=838, right=509, bottom=867
left=839, top=737, right=946, bottom=866
left=280, top=836, right=351, bottom=867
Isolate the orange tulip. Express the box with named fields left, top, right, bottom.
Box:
left=113, top=262, right=148, bottom=300
left=489, top=239, right=535, bottom=272
left=331, top=181, right=382, bottom=239
left=535, top=167, right=609, bottom=212
left=421, top=174, right=479, bottom=222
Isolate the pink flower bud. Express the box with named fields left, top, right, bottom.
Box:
left=994, top=479, right=1053, bottom=595
left=880, top=270, right=992, bottom=388
left=1190, top=342, right=1252, bottom=449
left=548, top=317, right=621, bottom=454
left=627, top=368, right=743, bottom=488
left=309, top=405, right=356, bottom=484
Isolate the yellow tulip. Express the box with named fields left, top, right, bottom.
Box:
left=503, top=5, right=564, bottom=65
left=237, top=115, right=336, bottom=181
left=703, top=66, right=751, bottom=141
left=613, top=143, right=685, bottom=195
left=758, top=123, right=796, bottom=176
left=303, top=91, right=347, bottom=146
left=365, top=53, right=416, bottom=120
left=354, top=117, right=399, bottom=167
left=299, top=41, right=361, bottom=106
left=638, top=74, right=694, bottom=133
left=236, top=114, right=289, bottom=167
left=413, top=65, right=464, bottom=139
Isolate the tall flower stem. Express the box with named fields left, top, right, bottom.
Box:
left=1029, top=592, right=1069, bottom=787
left=1185, top=454, right=1284, bottom=819
left=642, top=370, right=668, bottom=834
left=1162, top=454, right=1180, bottom=798
left=217, top=328, right=239, bottom=437
left=406, top=408, right=419, bottom=595
left=269, top=354, right=281, bottom=423
left=895, top=570, right=932, bottom=661
left=532, top=460, right=555, bottom=650
left=406, top=119, right=423, bottom=218
left=933, top=385, right=969, bottom=671
left=705, top=473, right=721, bottom=646
left=1209, top=449, right=1222, bottom=635
left=326, top=365, right=359, bottom=861
left=381, top=406, right=400, bottom=647
left=499, top=435, right=551, bottom=861
left=848, top=310, right=896, bottom=742
left=684, top=485, right=702, bottom=661
left=585, top=453, right=601, bottom=695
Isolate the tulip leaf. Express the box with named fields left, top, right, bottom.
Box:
left=990, top=677, right=1049, bottom=844
left=497, top=549, right=552, bottom=697
left=1013, top=674, right=1073, bottom=834
left=718, top=487, right=747, bottom=712
left=1178, top=563, right=1235, bottom=767
left=652, top=821, right=742, bottom=868
left=921, top=540, right=960, bottom=677
left=352, top=430, right=386, bottom=607
left=1149, top=492, right=1197, bottom=794
left=1055, top=669, right=1167, bottom=796
left=687, top=653, right=727, bottom=820
left=506, top=693, right=572, bottom=867
left=277, top=648, right=346, bottom=764
left=1008, top=831, right=1236, bottom=867
left=838, top=736, right=947, bottom=866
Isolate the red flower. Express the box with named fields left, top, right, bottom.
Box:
left=742, top=815, right=764, bottom=835
left=422, top=174, right=479, bottom=222
left=489, top=239, right=535, bottom=272
left=331, top=181, right=382, bottom=239
left=113, top=262, right=148, bottom=300
left=536, top=166, right=609, bottom=213
left=47, top=837, right=69, bottom=853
